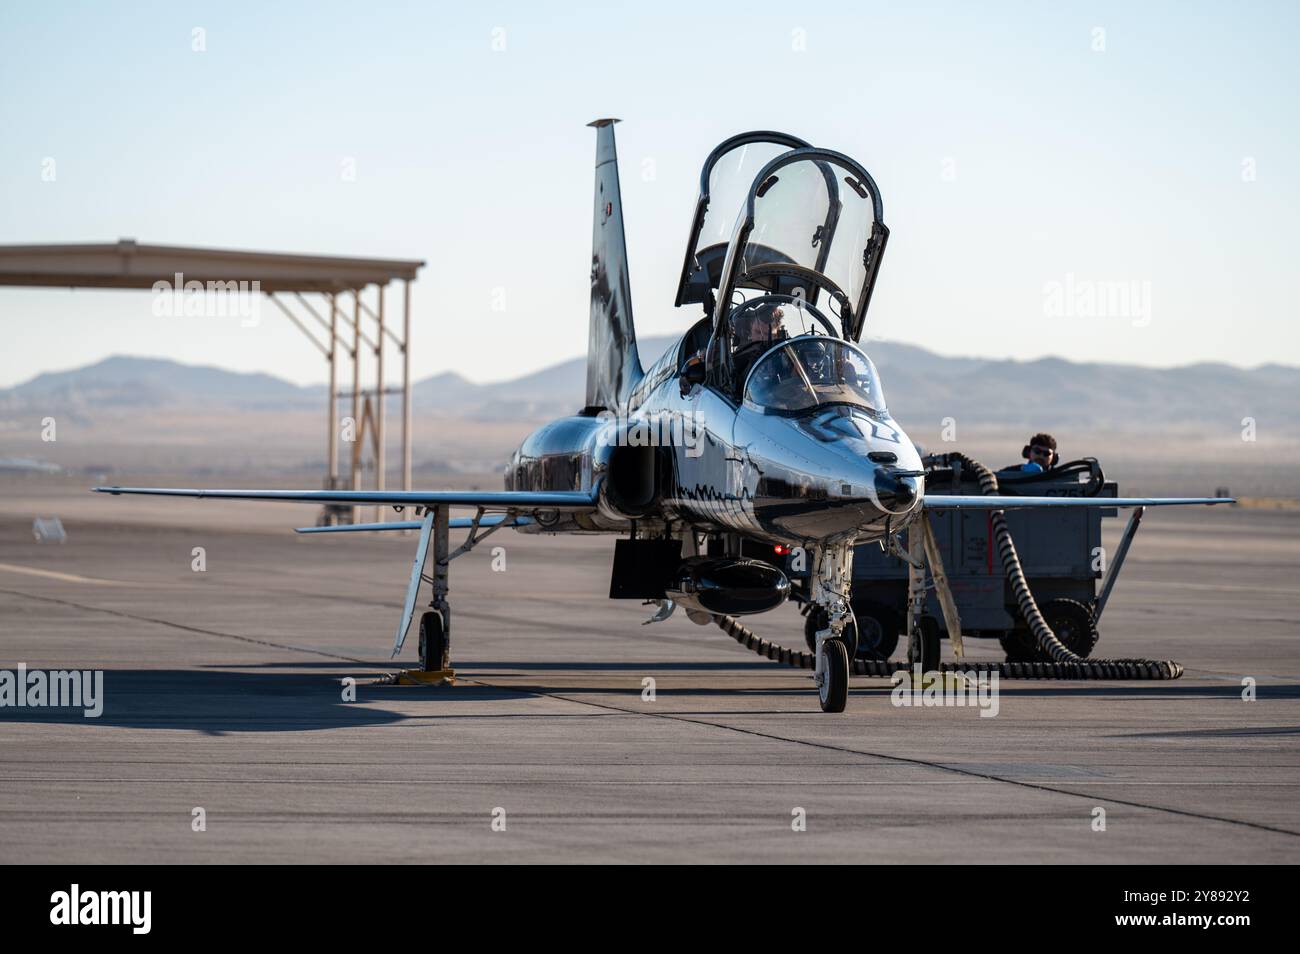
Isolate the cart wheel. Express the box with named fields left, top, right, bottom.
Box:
left=1041, top=598, right=1099, bottom=658
left=907, top=616, right=941, bottom=671
left=803, top=606, right=859, bottom=660
left=1002, top=598, right=1098, bottom=661
left=850, top=599, right=901, bottom=661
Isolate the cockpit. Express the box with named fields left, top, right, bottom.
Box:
left=745, top=335, right=885, bottom=415
left=711, top=294, right=885, bottom=414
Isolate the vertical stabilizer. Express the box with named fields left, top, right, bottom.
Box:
left=585, top=118, right=642, bottom=411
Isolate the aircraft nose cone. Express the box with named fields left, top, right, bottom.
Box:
left=874, top=470, right=918, bottom=514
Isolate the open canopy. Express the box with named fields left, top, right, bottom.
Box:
left=675, top=131, right=811, bottom=309
left=712, top=148, right=888, bottom=342
left=675, top=134, right=889, bottom=342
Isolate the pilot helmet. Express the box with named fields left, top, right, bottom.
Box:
left=1022, top=432, right=1059, bottom=467
left=751, top=302, right=788, bottom=341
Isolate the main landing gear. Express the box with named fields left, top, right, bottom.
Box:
left=393, top=505, right=516, bottom=683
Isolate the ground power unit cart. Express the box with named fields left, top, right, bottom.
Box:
left=796, top=457, right=1145, bottom=663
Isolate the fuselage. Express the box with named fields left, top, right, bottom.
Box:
left=505, top=329, right=925, bottom=548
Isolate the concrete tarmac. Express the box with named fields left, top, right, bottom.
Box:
left=1, top=492, right=1298, bottom=863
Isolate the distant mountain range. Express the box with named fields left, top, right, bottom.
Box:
left=5, top=355, right=306, bottom=410
left=3, top=339, right=1297, bottom=435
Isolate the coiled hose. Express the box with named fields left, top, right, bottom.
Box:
left=715, top=453, right=1183, bottom=680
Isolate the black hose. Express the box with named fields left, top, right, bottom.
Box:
left=716, top=453, right=1183, bottom=680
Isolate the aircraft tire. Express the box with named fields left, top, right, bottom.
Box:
left=418, top=610, right=448, bottom=672
left=818, top=637, right=849, bottom=713
left=907, top=616, right=941, bottom=672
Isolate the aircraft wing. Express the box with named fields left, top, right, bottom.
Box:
left=923, top=495, right=1233, bottom=509
left=94, top=485, right=584, bottom=662
left=293, top=514, right=535, bottom=533
left=93, top=486, right=598, bottom=510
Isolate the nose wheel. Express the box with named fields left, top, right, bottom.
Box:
left=817, top=637, right=849, bottom=712
left=808, top=543, right=856, bottom=712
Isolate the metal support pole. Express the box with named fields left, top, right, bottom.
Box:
left=351, top=288, right=361, bottom=525
left=327, top=292, right=338, bottom=488
left=266, top=293, right=329, bottom=356
left=920, top=512, right=963, bottom=659
left=376, top=283, right=386, bottom=524
left=402, top=279, right=412, bottom=494
left=1094, top=506, right=1144, bottom=622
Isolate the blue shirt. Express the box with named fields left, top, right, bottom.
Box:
left=1021, top=460, right=1044, bottom=474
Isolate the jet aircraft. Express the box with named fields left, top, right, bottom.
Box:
left=100, top=120, right=1231, bottom=711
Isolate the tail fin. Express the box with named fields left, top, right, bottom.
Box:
left=585, top=118, right=642, bottom=411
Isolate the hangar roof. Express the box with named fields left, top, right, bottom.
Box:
left=0, top=239, right=424, bottom=292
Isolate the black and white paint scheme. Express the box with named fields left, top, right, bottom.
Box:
left=98, top=121, right=1232, bottom=712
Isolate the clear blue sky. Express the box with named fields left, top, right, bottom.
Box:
left=1, top=0, right=1296, bottom=388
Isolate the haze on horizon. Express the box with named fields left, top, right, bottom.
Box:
left=1, top=1, right=1296, bottom=390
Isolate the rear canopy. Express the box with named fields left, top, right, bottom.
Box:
left=713, top=148, right=889, bottom=342
left=675, top=132, right=811, bottom=309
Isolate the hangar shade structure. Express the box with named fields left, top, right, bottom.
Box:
left=0, top=239, right=425, bottom=524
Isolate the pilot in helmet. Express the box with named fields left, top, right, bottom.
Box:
left=731, top=302, right=787, bottom=387
left=1021, top=433, right=1059, bottom=473
left=751, top=302, right=787, bottom=344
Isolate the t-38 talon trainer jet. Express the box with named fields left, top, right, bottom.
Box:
left=98, top=120, right=1232, bottom=712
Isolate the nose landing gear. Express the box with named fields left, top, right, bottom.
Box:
left=810, top=544, right=856, bottom=712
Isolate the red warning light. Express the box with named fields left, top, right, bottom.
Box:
left=773, top=545, right=788, bottom=555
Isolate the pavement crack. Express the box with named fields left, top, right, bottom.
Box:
left=463, top=676, right=1300, bottom=840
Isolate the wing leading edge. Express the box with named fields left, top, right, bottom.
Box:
left=294, top=515, right=535, bottom=534
left=923, top=495, right=1233, bottom=510
left=93, top=486, right=598, bottom=510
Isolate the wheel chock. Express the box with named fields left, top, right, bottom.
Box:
left=393, top=668, right=456, bottom=686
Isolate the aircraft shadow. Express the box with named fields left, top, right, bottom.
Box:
left=206, top=660, right=787, bottom=672
left=0, top=669, right=424, bottom=733
left=6, top=668, right=1289, bottom=734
